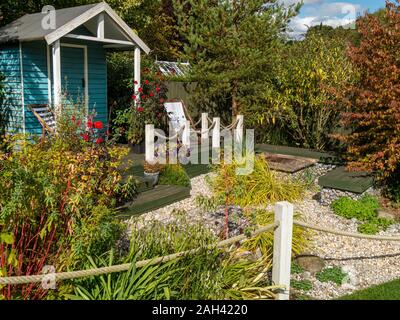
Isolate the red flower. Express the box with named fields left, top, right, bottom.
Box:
left=94, top=121, right=103, bottom=129
left=133, top=80, right=138, bottom=85
left=106, top=130, right=110, bottom=136
left=149, top=92, right=154, bottom=97
left=137, top=106, right=144, bottom=113
left=138, top=87, right=143, bottom=93
left=71, top=116, right=76, bottom=122
left=144, top=79, right=149, bottom=85
left=141, top=94, right=146, bottom=100
left=155, top=87, right=161, bottom=93
left=87, top=119, right=93, bottom=128
left=81, top=134, right=89, bottom=141
left=96, top=138, right=104, bottom=144
left=159, top=98, right=165, bottom=103
left=131, top=94, right=137, bottom=100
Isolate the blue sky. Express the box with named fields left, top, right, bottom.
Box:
left=282, top=0, right=387, bottom=37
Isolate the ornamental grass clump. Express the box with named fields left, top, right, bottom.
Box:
left=210, top=155, right=305, bottom=207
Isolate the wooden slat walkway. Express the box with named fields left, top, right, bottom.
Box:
left=117, top=185, right=191, bottom=218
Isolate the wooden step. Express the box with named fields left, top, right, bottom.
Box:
left=117, top=185, right=191, bottom=218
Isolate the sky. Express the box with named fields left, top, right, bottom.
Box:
left=281, top=0, right=387, bottom=38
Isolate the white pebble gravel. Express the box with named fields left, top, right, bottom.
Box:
left=125, top=172, right=400, bottom=300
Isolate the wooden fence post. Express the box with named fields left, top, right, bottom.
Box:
left=272, top=201, right=294, bottom=300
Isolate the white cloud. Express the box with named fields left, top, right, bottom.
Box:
left=283, top=1, right=360, bottom=39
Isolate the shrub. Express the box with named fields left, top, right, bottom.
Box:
left=331, top=195, right=391, bottom=235
left=316, top=267, right=348, bottom=286
left=0, top=114, right=135, bottom=299
left=113, top=69, right=168, bottom=145
left=69, top=211, right=279, bottom=300
left=158, top=164, right=191, bottom=188
left=256, top=32, right=353, bottom=150
left=334, top=1, right=400, bottom=180
left=291, top=279, right=313, bottom=292
left=331, top=195, right=379, bottom=221
left=209, top=156, right=305, bottom=207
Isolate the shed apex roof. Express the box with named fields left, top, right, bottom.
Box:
left=0, top=2, right=150, bottom=53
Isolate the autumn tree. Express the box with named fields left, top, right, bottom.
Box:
left=336, top=1, right=400, bottom=182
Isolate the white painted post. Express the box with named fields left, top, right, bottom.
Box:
left=52, top=40, right=61, bottom=113
left=272, top=201, right=294, bottom=300
left=235, top=114, right=244, bottom=146
left=201, top=113, right=208, bottom=141
left=145, top=124, right=154, bottom=161
left=134, top=47, right=141, bottom=96
left=182, top=120, right=191, bottom=147
left=212, top=117, right=220, bottom=149
left=97, top=13, right=105, bottom=39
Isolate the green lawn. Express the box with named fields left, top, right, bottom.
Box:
left=339, top=278, right=400, bottom=300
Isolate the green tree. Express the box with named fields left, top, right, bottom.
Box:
left=251, top=32, right=354, bottom=150
left=173, top=0, right=300, bottom=118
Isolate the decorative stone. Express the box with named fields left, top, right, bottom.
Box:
left=295, top=254, right=326, bottom=274
left=377, top=209, right=395, bottom=221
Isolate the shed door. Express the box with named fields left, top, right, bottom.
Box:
left=60, top=45, right=87, bottom=110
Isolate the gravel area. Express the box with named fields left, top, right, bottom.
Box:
left=292, top=192, right=400, bottom=300
left=125, top=169, right=400, bottom=300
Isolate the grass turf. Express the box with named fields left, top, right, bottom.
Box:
left=338, top=278, right=400, bottom=300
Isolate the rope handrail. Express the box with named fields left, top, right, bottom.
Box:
left=0, top=222, right=279, bottom=286
left=293, top=219, right=400, bottom=241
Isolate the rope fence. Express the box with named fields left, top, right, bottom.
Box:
left=0, top=222, right=279, bottom=286
left=2, top=201, right=400, bottom=299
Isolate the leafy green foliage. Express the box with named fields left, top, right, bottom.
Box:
left=158, top=164, right=191, bottom=188
left=316, top=267, right=348, bottom=285
left=66, top=252, right=175, bottom=300
left=173, top=0, right=300, bottom=118
left=112, top=70, right=168, bottom=145
left=332, top=195, right=380, bottom=221
left=209, top=156, right=305, bottom=207
left=291, top=279, right=313, bottom=292
left=331, top=195, right=392, bottom=235
left=253, top=32, right=353, bottom=150
left=291, top=262, right=304, bottom=275
left=70, top=211, right=279, bottom=300
left=0, top=111, right=136, bottom=299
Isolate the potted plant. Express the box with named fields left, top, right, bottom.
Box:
left=143, top=161, right=164, bottom=186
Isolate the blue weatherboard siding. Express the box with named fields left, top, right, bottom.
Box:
left=0, top=44, right=23, bottom=133
left=22, top=41, right=49, bottom=135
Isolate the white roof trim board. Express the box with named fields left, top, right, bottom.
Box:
left=0, top=2, right=150, bottom=54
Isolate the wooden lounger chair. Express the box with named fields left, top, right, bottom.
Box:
left=163, top=99, right=196, bottom=132
left=27, top=104, right=56, bottom=138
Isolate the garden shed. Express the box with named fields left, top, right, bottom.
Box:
left=0, top=1, right=150, bottom=135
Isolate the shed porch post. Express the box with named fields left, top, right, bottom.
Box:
left=52, top=39, right=62, bottom=112
left=134, top=47, right=141, bottom=98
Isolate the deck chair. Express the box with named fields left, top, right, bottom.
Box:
left=28, top=104, right=56, bottom=138
left=164, top=99, right=195, bottom=134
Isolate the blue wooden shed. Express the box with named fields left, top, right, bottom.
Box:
left=0, top=2, right=150, bottom=135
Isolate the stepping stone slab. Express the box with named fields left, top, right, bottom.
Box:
left=318, top=166, right=374, bottom=194
left=261, top=152, right=318, bottom=173
left=295, top=254, right=326, bottom=274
